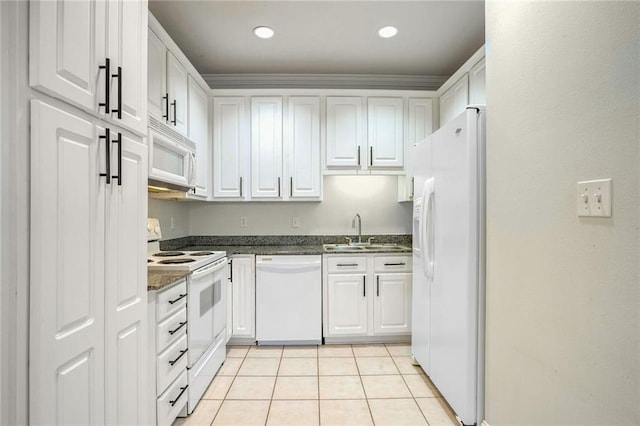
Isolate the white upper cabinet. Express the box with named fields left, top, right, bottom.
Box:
left=166, top=51, right=189, bottom=135
left=287, top=97, right=321, bottom=199
left=30, top=0, right=147, bottom=136
left=399, top=98, right=434, bottom=202
left=439, top=74, right=469, bottom=127
left=469, top=57, right=486, bottom=106
left=367, top=97, right=404, bottom=168
left=325, top=97, right=364, bottom=169
left=251, top=97, right=283, bottom=199
left=148, top=29, right=168, bottom=122
left=188, top=76, right=210, bottom=198
left=212, top=97, right=250, bottom=199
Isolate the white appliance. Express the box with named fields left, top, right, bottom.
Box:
left=255, top=255, right=322, bottom=345
left=148, top=117, right=196, bottom=192
left=147, top=218, right=228, bottom=414
left=411, top=107, right=486, bottom=426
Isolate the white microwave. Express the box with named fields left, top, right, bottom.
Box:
left=148, top=117, right=196, bottom=191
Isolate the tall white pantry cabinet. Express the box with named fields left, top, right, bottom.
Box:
left=29, top=0, right=149, bottom=424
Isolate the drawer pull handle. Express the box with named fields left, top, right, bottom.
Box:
left=170, top=385, right=189, bottom=407
left=336, top=263, right=358, bottom=267
left=168, top=294, right=187, bottom=305
left=168, top=321, right=187, bottom=335
left=384, top=262, right=406, bottom=266
left=169, top=349, right=188, bottom=366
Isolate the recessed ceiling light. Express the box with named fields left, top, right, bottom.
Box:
left=378, top=26, right=398, bottom=39
left=253, top=26, right=274, bottom=39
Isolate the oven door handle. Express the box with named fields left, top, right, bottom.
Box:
left=191, top=258, right=228, bottom=277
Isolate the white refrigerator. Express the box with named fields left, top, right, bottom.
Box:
left=411, top=107, right=486, bottom=426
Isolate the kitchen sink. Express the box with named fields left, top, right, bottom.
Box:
left=323, top=244, right=410, bottom=253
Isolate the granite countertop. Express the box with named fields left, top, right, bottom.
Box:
left=182, top=244, right=325, bottom=256
left=148, top=270, right=189, bottom=291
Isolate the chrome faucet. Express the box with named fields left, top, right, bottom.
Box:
left=351, top=213, right=362, bottom=244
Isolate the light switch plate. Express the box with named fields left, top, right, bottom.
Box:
left=577, top=179, right=612, bottom=217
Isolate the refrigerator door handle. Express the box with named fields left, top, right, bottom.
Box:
left=422, top=177, right=435, bottom=279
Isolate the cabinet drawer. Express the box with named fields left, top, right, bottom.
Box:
left=157, top=307, right=187, bottom=353
left=157, top=279, right=187, bottom=321
left=326, top=256, right=367, bottom=273
left=156, top=333, right=188, bottom=394
left=374, top=256, right=412, bottom=273
left=157, top=371, right=188, bottom=426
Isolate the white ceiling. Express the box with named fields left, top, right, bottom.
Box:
left=149, top=0, right=485, bottom=86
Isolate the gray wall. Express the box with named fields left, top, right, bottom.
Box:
left=485, top=2, right=639, bottom=424
left=148, top=198, right=191, bottom=240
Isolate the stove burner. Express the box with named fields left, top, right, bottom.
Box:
left=153, top=251, right=185, bottom=257
left=158, top=258, right=195, bottom=264
left=190, top=251, right=214, bottom=256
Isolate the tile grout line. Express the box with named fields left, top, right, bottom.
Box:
left=209, top=349, right=248, bottom=426
left=263, top=346, right=284, bottom=426
left=389, top=345, right=431, bottom=426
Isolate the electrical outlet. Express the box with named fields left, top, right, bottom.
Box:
left=292, top=217, right=300, bottom=228
left=240, top=217, right=248, bottom=227
left=577, top=179, right=612, bottom=217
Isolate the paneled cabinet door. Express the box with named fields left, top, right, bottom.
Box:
left=469, top=57, right=486, bottom=106
left=212, top=97, right=249, bottom=199
left=104, top=132, right=148, bottom=425
left=188, top=76, right=210, bottom=198
left=326, top=274, right=368, bottom=336
left=148, top=29, right=167, bottom=122
left=326, top=97, right=364, bottom=168
left=439, top=74, right=469, bottom=127
left=166, top=51, right=188, bottom=135
left=231, top=256, right=256, bottom=339
left=373, top=273, right=412, bottom=335
left=251, top=97, right=283, bottom=198
left=287, top=97, right=321, bottom=198
left=367, top=98, right=404, bottom=168
left=30, top=0, right=107, bottom=114
left=30, top=100, right=106, bottom=425
left=400, top=98, right=434, bottom=201
left=106, top=0, right=147, bottom=135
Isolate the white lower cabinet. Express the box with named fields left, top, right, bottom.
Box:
left=323, top=254, right=412, bottom=340
left=229, top=255, right=256, bottom=343
left=148, top=279, right=189, bottom=426
left=30, top=99, right=148, bottom=425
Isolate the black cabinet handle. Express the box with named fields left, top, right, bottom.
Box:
left=170, top=385, right=188, bottom=407
left=99, top=129, right=111, bottom=184
left=278, top=177, right=281, bottom=197
left=411, top=177, right=414, bottom=198
left=99, top=58, right=110, bottom=113
left=112, top=66, right=122, bottom=119
left=376, top=275, right=380, bottom=296
left=357, top=146, right=361, bottom=166
left=229, top=259, right=233, bottom=281
left=168, top=349, right=188, bottom=366
left=370, top=146, right=373, bottom=167
left=239, top=177, right=243, bottom=197
left=168, top=321, right=187, bottom=336
left=168, top=293, right=187, bottom=305
left=384, top=262, right=406, bottom=266
left=290, top=177, right=293, bottom=197
left=171, top=100, right=177, bottom=125
left=363, top=275, right=366, bottom=297
left=163, top=93, right=169, bottom=121
left=111, top=132, right=122, bottom=186
left=336, top=263, right=358, bottom=267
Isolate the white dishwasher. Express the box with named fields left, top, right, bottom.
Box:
left=256, top=255, right=322, bottom=345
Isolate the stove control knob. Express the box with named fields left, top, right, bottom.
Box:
left=147, top=223, right=153, bottom=232
left=154, top=225, right=160, bottom=234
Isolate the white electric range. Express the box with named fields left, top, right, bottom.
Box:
left=147, top=218, right=228, bottom=415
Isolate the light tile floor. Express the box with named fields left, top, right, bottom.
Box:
left=174, top=343, right=459, bottom=426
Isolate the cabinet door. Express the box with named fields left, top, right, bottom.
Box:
left=104, top=132, right=148, bottom=425
left=106, top=0, right=148, bottom=135
left=326, top=97, right=364, bottom=168
left=439, top=74, right=469, bottom=127
left=148, top=29, right=168, bottom=122
left=400, top=98, right=434, bottom=201
left=326, top=274, right=368, bottom=336
left=251, top=97, right=283, bottom=198
left=287, top=96, right=321, bottom=198
left=226, top=271, right=233, bottom=343
left=231, top=256, right=256, bottom=339
left=166, top=51, right=188, bottom=135
left=30, top=100, right=106, bottom=425
left=212, top=97, right=249, bottom=199
left=188, top=77, right=210, bottom=198
left=373, top=273, right=412, bottom=335
left=469, top=58, right=486, bottom=106
left=30, top=0, right=107, bottom=114
left=367, top=98, right=404, bottom=168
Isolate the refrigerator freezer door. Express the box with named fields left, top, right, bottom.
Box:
left=428, top=109, right=481, bottom=425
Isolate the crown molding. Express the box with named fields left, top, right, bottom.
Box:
left=202, top=74, right=449, bottom=91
